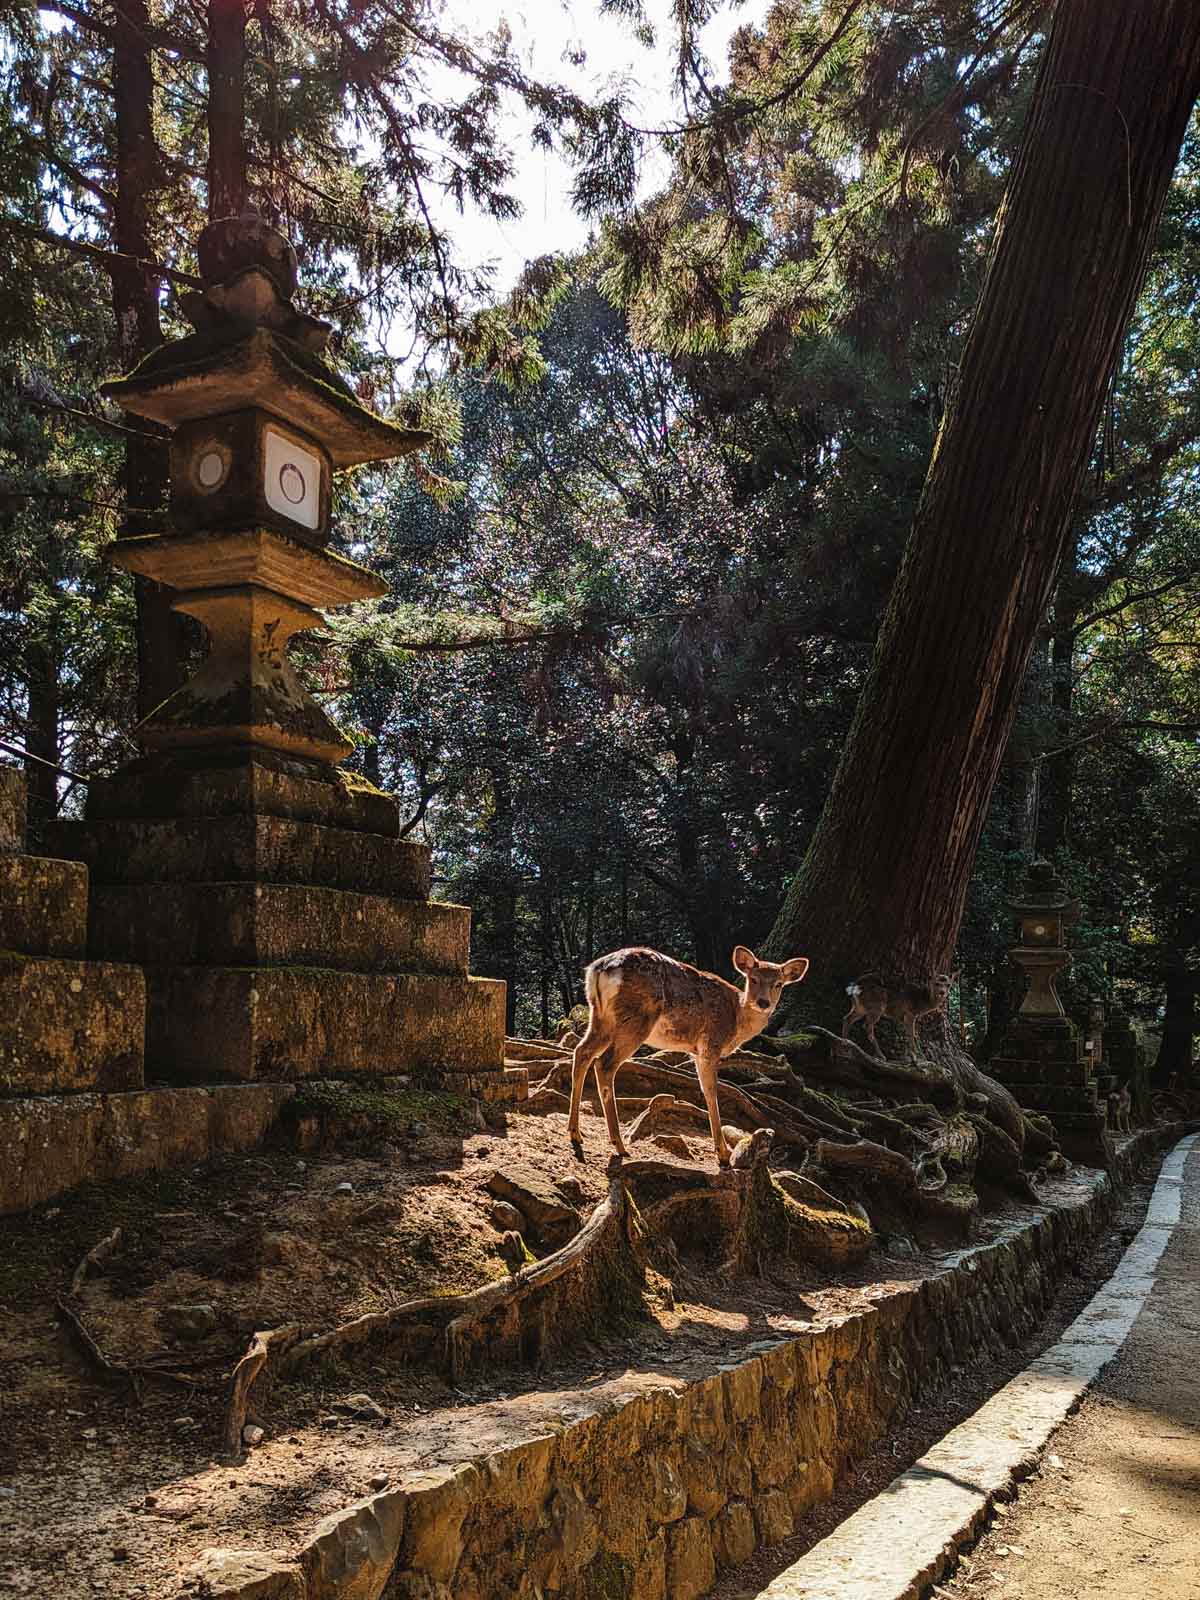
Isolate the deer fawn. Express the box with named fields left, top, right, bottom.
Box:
left=842, top=972, right=953, bottom=1057
left=566, top=945, right=810, bottom=1167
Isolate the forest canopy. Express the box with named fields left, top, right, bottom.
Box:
left=3, top=0, right=1200, bottom=1074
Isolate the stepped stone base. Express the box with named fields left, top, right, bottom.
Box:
left=83, top=754, right=399, bottom=836
left=90, top=882, right=471, bottom=973
left=45, top=814, right=431, bottom=897
left=992, top=1015, right=1113, bottom=1167
left=146, top=966, right=506, bottom=1083
left=47, top=756, right=506, bottom=1096
left=0, top=1081, right=296, bottom=1214
left=0, top=854, right=88, bottom=957
left=0, top=954, right=144, bottom=1096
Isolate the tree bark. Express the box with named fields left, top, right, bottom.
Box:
left=1036, top=528, right=1082, bottom=856
left=1155, top=958, right=1199, bottom=1085
left=207, top=0, right=248, bottom=218
left=767, top=1, right=1200, bottom=994
left=24, top=636, right=60, bottom=834
left=112, top=0, right=187, bottom=719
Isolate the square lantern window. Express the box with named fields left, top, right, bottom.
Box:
left=170, top=409, right=332, bottom=546
left=1018, top=912, right=1062, bottom=947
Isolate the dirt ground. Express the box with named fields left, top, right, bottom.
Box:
left=0, top=1097, right=1167, bottom=1600
left=707, top=1145, right=1172, bottom=1599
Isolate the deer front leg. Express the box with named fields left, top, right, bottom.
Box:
left=694, top=1053, right=732, bottom=1168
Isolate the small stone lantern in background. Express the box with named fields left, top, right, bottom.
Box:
left=1005, top=858, right=1080, bottom=1017
left=990, top=859, right=1112, bottom=1167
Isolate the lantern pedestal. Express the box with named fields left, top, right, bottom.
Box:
left=44, top=212, right=521, bottom=1104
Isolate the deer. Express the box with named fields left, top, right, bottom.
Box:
left=566, top=944, right=810, bottom=1168
left=1108, top=1083, right=1132, bottom=1134
left=841, top=972, right=954, bottom=1058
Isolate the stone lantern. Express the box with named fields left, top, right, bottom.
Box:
left=1005, top=858, right=1080, bottom=1017
left=990, top=859, right=1110, bottom=1166
left=99, top=210, right=426, bottom=772
left=46, top=213, right=517, bottom=1100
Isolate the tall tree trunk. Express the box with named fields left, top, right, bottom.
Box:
left=24, top=636, right=60, bottom=836
left=113, top=0, right=184, bottom=718
left=1154, top=962, right=1197, bottom=1085
left=767, top=0, right=1200, bottom=999
left=207, top=0, right=248, bottom=217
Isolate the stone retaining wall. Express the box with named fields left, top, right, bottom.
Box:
left=191, top=1126, right=1180, bottom=1600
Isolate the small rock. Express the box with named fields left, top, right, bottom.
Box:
left=332, top=1393, right=386, bottom=1422
left=173, top=1416, right=196, bottom=1427
left=159, top=1304, right=218, bottom=1342
left=242, top=1425, right=265, bottom=1446
left=487, top=1168, right=581, bottom=1249
left=368, top=1474, right=389, bottom=1491
left=1047, top=1453, right=1064, bottom=1469
left=556, top=1176, right=586, bottom=1205
left=489, top=1200, right=524, bottom=1233
left=888, top=1236, right=918, bottom=1259
left=333, top=1181, right=354, bottom=1195
left=651, top=1133, right=692, bottom=1160
left=499, top=1230, right=529, bottom=1272
left=81, top=1428, right=98, bottom=1440
left=295, top=1160, right=307, bottom=1172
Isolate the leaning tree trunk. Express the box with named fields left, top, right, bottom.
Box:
left=767, top=0, right=1200, bottom=999
left=113, top=0, right=186, bottom=718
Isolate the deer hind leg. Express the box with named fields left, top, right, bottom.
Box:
left=841, top=998, right=861, bottom=1039
left=864, top=1001, right=887, bottom=1058
left=567, top=1022, right=608, bottom=1147
left=694, top=1052, right=732, bottom=1168
left=592, top=1023, right=646, bottom=1159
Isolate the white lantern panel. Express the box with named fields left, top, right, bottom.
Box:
left=264, top=426, right=322, bottom=530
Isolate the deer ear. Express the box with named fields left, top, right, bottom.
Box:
left=731, top=945, right=756, bottom=975
left=781, top=956, right=810, bottom=984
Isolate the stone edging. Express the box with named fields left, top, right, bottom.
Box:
left=754, top=1126, right=1199, bottom=1599
left=186, top=1124, right=1188, bottom=1600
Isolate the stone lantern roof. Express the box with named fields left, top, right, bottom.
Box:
left=1004, top=857, right=1081, bottom=924
left=101, top=209, right=432, bottom=468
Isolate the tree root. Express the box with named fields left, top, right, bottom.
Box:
left=221, top=1324, right=301, bottom=1462
left=70, top=1227, right=123, bottom=1298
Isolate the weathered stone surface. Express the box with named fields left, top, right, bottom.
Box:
left=400, top=1466, right=478, bottom=1584
left=0, top=854, right=87, bottom=957
left=186, top=1546, right=304, bottom=1599
left=85, top=758, right=400, bottom=837
left=0, top=1081, right=294, bottom=1214
left=667, top=1516, right=716, bottom=1600
left=486, top=1168, right=581, bottom=1248
left=712, top=1500, right=756, bottom=1567
left=0, top=767, right=25, bottom=852
left=299, top=1487, right=405, bottom=1600
left=89, top=883, right=470, bottom=974
left=0, top=956, right=144, bottom=1096
left=145, top=967, right=505, bottom=1083
left=45, top=814, right=431, bottom=898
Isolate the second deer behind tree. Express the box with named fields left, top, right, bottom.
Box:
left=567, top=944, right=809, bottom=1167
